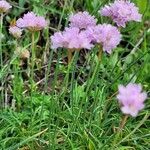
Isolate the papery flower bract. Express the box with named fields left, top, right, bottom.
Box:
left=16, top=12, right=47, bottom=31
left=85, top=24, right=121, bottom=54
left=15, top=47, right=30, bottom=59
left=9, top=26, right=22, bottom=38
left=51, top=27, right=93, bottom=50
left=69, top=11, right=97, bottom=30
left=0, top=0, right=12, bottom=13
left=117, top=83, right=147, bottom=117
left=99, top=0, right=142, bottom=27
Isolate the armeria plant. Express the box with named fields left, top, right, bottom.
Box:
left=16, top=12, right=47, bottom=90
left=50, top=0, right=147, bottom=132
left=0, top=0, right=148, bottom=148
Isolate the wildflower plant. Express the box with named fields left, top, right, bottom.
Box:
left=16, top=11, right=47, bottom=90
left=50, top=0, right=148, bottom=139
left=51, top=9, right=123, bottom=63
left=0, top=0, right=149, bottom=149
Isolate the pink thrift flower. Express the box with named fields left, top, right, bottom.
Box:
left=0, top=0, right=12, bottom=13
left=117, top=83, right=147, bottom=117
left=85, top=24, right=121, bottom=54
left=9, top=26, right=22, bottom=38
left=69, top=11, right=97, bottom=30
left=51, top=27, right=93, bottom=50
left=99, top=0, right=142, bottom=27
left=16, top=12, right=47, bottom=31
left=50, top=32, right=64, bottom=49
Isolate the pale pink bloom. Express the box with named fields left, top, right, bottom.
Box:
left=117, top=83, right=147, bottom=117
left=85, top=24, right=121, bottom=53
left=50, top=32, right=64, bottom=49
left=51, top=27, right=93, bottom=50
left=16, top=12, right=47, bottom=31
left=9, top=26, right=22, bottom=38
left=69, top=11, right=97, bottom=30
left=99, top=0, right=142, bottom=27
left=0, top=0, right=12, bottom=13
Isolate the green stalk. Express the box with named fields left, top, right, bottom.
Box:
left=98, top=45, right=103, bottom=61
left=12, top=40, right=20, bottom=111
left=67, top=49, right=72, bottom=64
left=113, top=115, right=128, bottom=146
left=119, top=115, right=128, bottom=131
left=0, top=13, right=3, bottom=67
left=0, top=13, right=3, bottom=109
left=31, top=32, right=36, bottom=91
left=85, top=46, right=103, bottom=93
left=30, top=32, right=36, bottom=147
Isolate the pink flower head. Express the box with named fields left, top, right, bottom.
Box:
left=117, top=83, right=147, bottom=117
left=0, top=0, right=12, bottom=13
left=85, top=24, right=121, bottom=54
left=69, top=11, right=97, bottom=30
left=16, top=12, right=47, bottom=31
left=9, top=26, right=22, bottom=38
left=50, top=32, right=64, bottom=49
left=51, top=27, right=93, bottom=50
left=99, top=0, right=142, bottom=27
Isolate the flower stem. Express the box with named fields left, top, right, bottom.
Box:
left=67, top=49, right=72, bottom=64
left=98, top=45, right=103, bottom=61
left=0, top=13, right=3, bottom=108
left=13, top=40, right=20, bottom=111
left=0, top=13, right=3, bottom=67
left=113, top=115, right=128, bottom=146
left=119, top=115, right=128, bottom=131
left=31, top=32, right=36, bottom=91
left=118, top=27, right=121, bottom=31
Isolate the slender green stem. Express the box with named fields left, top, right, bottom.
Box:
left=113, top=115, right=128, bottom=146
left=30, top=32, right=36, bottom=145
left=85, top=60, right=100, bottom=94
left=12, top=40, right=20, bottom=111
left=31, top=32, right=35, bottom=91
left=0, top=13, right=3, bottom=67
left=67, top=49, right=72, bottom=64
left=84, top=46, right=102, bottom=93
left=98, top=45, right=103, bottom=61
left=118, top=115, right=128, bottom=131
left=0, top=13, right=3, bottom=109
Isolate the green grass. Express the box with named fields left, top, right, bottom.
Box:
left=0, top=0, right=150, bottom=149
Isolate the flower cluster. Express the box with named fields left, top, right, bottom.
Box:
left=51, top=11, right=97, bottom=51
left=85, top=24, right=121, bottom=53
left=0, top=0, right=12, bottom=13
left=69, top=11, right=97, bottom=30
left=99, top=0, right=142, bottom=27
left=117, top=83, right=147, bottom=117
left=16, top=12, right=47, bottom=31
left=1, top=0, right=148, bottom=120
left=9, top=26, right=22, bottom=38
left=51, top=27, right=93, bottom=50
left=51, top=11, right=121, bottom=54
